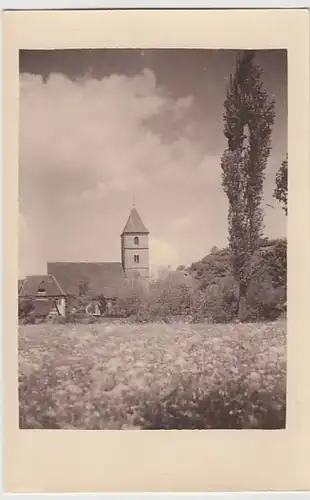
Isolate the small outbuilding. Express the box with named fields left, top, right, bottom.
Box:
left=19, top=274, right=67, bottom=319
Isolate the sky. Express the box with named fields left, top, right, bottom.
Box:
left=19, top=49, right=287, bottom=279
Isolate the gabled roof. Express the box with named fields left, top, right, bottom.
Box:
left=18, top=279, right=24, bottom=293
left=121, top=207, right=149, bottom=235
left=19, top=274, right=66, bottom=297
left=47, top=262, right=125, bottom=298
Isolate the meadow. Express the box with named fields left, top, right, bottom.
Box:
left=18, top=319, right=286, bottom=430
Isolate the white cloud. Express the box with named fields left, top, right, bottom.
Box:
left=19, top=69, right=196, bottom=206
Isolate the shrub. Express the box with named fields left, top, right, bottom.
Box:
left=18, top=298, right=35, bottom=319
left=191, top=277, right=238, bottom=323
left=115, top=293, right=141, bottom=318
left=246, top=278, right=285, bottom=322
left=245, top=254, right=286, bottom=321
left=114, top=272, right=193, bottom=323
left=49, top=315, right=67, bottom=325
left=114, top=281, right=146, bottom=318
left=150, top=281, right=192, bottom=318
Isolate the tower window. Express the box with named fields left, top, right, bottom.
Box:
left=134, top=254, right=140, bottom=263
left=134, top=236, right=139, bottom=245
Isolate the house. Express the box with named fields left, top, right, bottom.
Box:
left=18, top=274, right=66, bottom=319
left=46, top=206, right=150, bottom=316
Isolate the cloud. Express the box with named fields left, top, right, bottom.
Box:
left=19, top=69, right=196, bottom=206
left=19, top=69, right=202, bottom=273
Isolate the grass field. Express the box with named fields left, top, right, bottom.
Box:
left=19, top=319, right=286, bottom=429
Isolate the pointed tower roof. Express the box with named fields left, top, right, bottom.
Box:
left=121, top=207, right=149, bottom=235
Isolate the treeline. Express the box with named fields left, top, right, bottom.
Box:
left=114, top=236, right=286, bottom=324
left=18, top=236, right=286, bottom=325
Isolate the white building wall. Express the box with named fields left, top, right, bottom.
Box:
left=57, top=297, right=66, bottom=317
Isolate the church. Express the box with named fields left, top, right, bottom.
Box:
left=48, top=205, right=150, bottom=298
left=19, top=206, right=150, bottom=318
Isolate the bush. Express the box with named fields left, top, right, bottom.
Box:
left=149, top=281, right=192, bottom=319
left=18, top=298, right=35, bottom=319
left=48, top=315, right=67, bottom=325
left=114, top=273, right=193, bottom=323
left=245, top=255, right=286, bottom=322
left=191, top=277, right=238, bottom=323
left=246, top=278, right=285, bottom=322
left=114, top=289, right=143, bottom=319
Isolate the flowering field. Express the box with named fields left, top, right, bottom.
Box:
left=19, top=320, right=286, bottom=429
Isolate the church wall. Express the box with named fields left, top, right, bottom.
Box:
left=121, top=234, right=149, bottom=249
left=121, top=233, right=149, bottom=278
left=123, top=248, right=149, bottom=278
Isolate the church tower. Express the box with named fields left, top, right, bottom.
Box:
left=121, top=206, right=149, bottom=280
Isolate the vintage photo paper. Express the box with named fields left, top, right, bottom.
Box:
left=3, top=8, right=310, bottom=493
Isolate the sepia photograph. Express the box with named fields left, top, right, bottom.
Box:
left=18, top=47, right=287, bottom=431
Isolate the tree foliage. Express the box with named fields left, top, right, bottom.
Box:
left=97, top=293, right=107, bottom=315
left=18, top=297, right=35, bottom=319
left=221, top=50, right=275, bottom=320
left=274, top=154, right=288, bottom=215
left=188, top=239, right=286, bottom=322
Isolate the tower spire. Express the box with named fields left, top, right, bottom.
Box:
left=121, top=206, right=149, bottom=235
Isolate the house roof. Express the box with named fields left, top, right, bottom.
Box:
left=47, top=262, right=125, bottom=298
left=121, top=207, right=149, bottom=235
left=19, top=274, right=66, bottom=297
left=18, top=279, right=24, bottom=293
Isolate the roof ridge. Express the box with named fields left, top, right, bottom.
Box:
left=49, top=274, right=66, bottom=296
left=19, top=273, right=66, bottom=297
left=47, top=261, right=122, bottom=265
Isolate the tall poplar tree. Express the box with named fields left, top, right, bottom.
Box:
left=221, top=50, right=275, bottom=321
left=274, top=154, right=288, bottom=215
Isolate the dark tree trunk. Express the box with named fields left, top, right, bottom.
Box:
left=237, top=283, right=248, bottom=322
